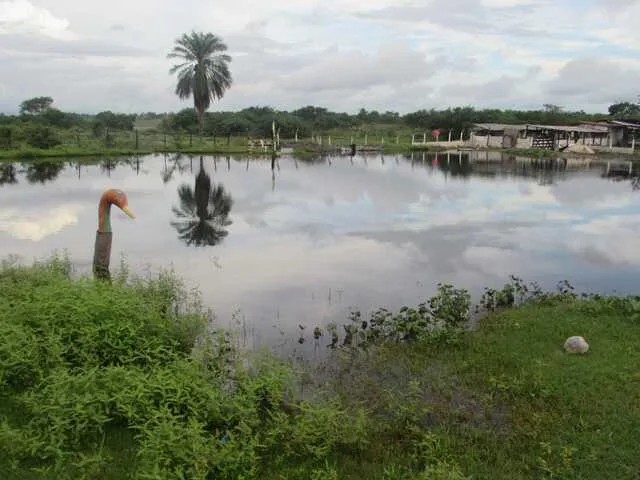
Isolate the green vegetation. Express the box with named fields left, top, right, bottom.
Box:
left=3, top=95, right=639, bottom=161
left=1, top=257, right=639, bottom=479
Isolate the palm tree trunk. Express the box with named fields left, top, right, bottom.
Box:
left=197, top=109, right=204, bottom=134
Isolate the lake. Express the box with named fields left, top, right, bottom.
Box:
left=1, top=151, right=639, bottom=347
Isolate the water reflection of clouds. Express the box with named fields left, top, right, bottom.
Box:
left=0, top=205, right=83, bottom=241
left=569, top=215, right=640, bottom=267
left=2, top=155, right=640, bottom=333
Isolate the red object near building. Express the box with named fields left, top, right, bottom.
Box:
left=432, top=129, right=441, bottom=140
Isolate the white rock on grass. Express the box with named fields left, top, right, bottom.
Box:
left=564, top=336, right=589, bottom=354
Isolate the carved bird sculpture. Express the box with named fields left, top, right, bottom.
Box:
left=93, top=189, right=135, bottom=280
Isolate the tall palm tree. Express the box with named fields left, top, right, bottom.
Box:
left=171, top=157, right=233, bottom=247
left=168, top=31, right=233, bottom=132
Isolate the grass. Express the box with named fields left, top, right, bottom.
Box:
left=7, top=131, right=631, bottom=162
left=327, top=298, right=640, bottom=479
left=1, top=258, right=639, bottom=479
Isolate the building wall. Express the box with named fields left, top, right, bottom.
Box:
left=516, top=138, right=533, bottom=148
left=469, top=134, right=504, bottom=148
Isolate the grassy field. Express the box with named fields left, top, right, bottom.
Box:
left=0, top=122, right=464, bottom=161
left=1, top=258, right=638, bottom=479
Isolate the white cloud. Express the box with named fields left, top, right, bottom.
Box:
left=0, top=0, right=74, bottom=39
left=0, top=0, right=639, bottom=113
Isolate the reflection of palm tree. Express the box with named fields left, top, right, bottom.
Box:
left=24, top=161, right=65, bottom=184
left=161, top=153, right=189, bottom=184
left=0, top=163, right=18, bottom=186
left=171, top=156, right=233, bottom=247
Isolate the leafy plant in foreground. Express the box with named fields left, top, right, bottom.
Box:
left=0, top=255, right=370, bottom=478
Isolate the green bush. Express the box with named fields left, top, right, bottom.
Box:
left=24, top=125, right=61, bottom=149
left=0, top=255, right=369, bottom=479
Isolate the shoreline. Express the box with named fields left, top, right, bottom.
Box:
left=1, top=144, right=639, bottom=163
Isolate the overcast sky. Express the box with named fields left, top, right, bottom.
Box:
left=1, top=0, right=639, bottom=114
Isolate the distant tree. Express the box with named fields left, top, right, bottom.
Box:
left=543, top=104, right=563, bottom=114
left=94, top=111, right=136, bottom=130
left=608, top=102, right=640, bottom=118
left=42, top=108, right=79, bottom=129
left=168, top=108, right=199, bottom=132
left=218, top=114, right=251, bottom=144
left=292, top=106, right=328, bottom=123
left=168, top=31, right=233, bottom=132
left=20, top=96, right=54, bottom=115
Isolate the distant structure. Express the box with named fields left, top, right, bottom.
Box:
left=468, top=121, right=639, bottom=154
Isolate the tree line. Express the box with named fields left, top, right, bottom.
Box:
left=3, top=100, right=638, bottom=143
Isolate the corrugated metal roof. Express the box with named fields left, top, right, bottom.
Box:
left=527, top=124, right=609, bottom=133
left=610, top=120, right=640, bottom=129
left=472, top=123, right=609, bottom=134
left=472, top=123, right=528, bottom=131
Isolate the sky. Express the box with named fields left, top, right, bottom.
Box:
left=1, top=0, right=640, bottom=114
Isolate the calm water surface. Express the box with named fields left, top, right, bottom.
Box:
left=1, top=152, right=639, bottom=345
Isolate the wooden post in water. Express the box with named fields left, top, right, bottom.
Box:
left=448, top=130, right=452, bottom=142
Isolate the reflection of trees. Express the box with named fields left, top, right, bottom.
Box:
left=23, top=161, right=65, bottom=184
left=0, top=163, right=18, bottom=186
left=161, top=153, right=190, bottom=184
left=171, top=156, right=233, bottom=247
left=100, top=157, right=122, bottom=177
left=123, top=156, right=144, bottom=176
left=400, top=152, right=566, bottom=184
